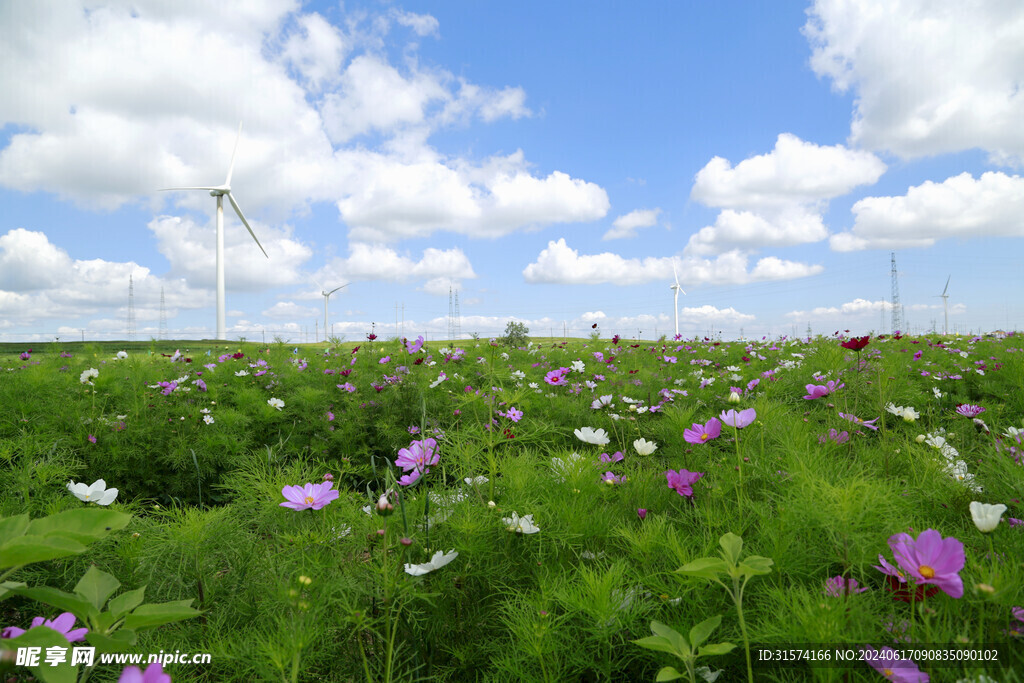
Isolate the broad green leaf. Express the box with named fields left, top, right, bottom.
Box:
left=6, top=586, right=97, bottom=622
left=26, top=508, right=131, bottom=543
left=0, top=580, right=26, bottom=601
left=123, top=599, right=200, bottom=631
left=107, top=585, right=146, bottom=618
left=718, top=533, right=742, bottom=565
left=85, top=628, right=137, bottom=653
left=0, top=535, right=87, bottom=570
left=688, top=614, right=722, bottom=649
left=656, top=666, right=685, bottom=682
left=632, top=635, right=679, bottom=656
left=675, top=557, right=728, bottom=580
left=649, top=620, right=690, bottom=656
left=697, top=642, right=736, bottom=657
left=0, top=514, right=29, bottom=544
left=0, top=626, right=79, bottom=683
left=738, top=555, right=774, bottom=576
left=74, top=566, right=121, bottom=611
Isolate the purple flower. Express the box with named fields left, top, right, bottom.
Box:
left=601, top=471, right=624, bottom=485
left=280, top=482, right=340, bottom=511
left=803, top=380, right=844, bottom=400
left=665, top=469, right=705, bottom=498
left=913, top=350, right=923, bottom=360
left=395, top=438, right=439, bottom=473
left=637, top=508, right=647, bottom=520
left=825, top=576, right=868, bottom=597
left=2, top=612, right=88, bottom=642
left=544, top=368, right=570, bottom=386
left=599, top=451, right=624, bottom=464
left=118, top=662, right=171, bottom=683
left=839, top=412, right=879, bottom=430
left=719, top=408, right=756, bottom=428
left=684, top=417, right=722, bottom=444
left=504, top=406, right=523, bottom=423
left=885, top=529, right=965, bottom=598
left=405, top=335, right=425, bottom=354
left=954, top=403, right=985, bottom=418
left=818, top=429, right=850, bottom=445
left=88, top=434, right=97, bottom=444
left=860, top=647, right=928, bottom=682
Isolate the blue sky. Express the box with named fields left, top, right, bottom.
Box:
left=1, top=0, right=1022, bottom=343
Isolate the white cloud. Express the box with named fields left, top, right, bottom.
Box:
left=830, top=172, right=1024, bottom=251
left=281, top=12, right=348, bottom=92
left=317, top=243, right=476, bottom=291
left=786, top=298, right=894, bottom=319
left=522, top=238, right=823, bottom=286
left=603, top=208, right=660, bottom=240
left=391, top=9, right=440, bottom=37
left=263, top=301, right=318, bottom=319
left=686, top=134, right=884, bottom=255
left=680, top=305, right=756, bottom=324
left=804, top=0, right=1024, bottom=164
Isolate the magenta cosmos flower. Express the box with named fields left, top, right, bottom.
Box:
left=684, top=417, right=721, bottom=444
left=803, top=380, right=844, bottom=400
left=1, top=612, right=88, bottom=642
left=954, top=403, right=985, bottom=418
left=395, top=438, right=439, bottom=472
left=118, top=662, right=171, bottom=683
left=825, top=576, right=868, bottom=597
left=719, top=408, right=756, bottom=428
left=665, top=469, right=704, bottom=498
left=280, top=481, right=339, bottom=511
left=878, top=529, right=965, bottom=598
left=860, top=647, right=928, bottom=682
left=405, top=335, right=425, bottom=354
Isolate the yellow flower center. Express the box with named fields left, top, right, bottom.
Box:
left=918, top=565, right=935, bottom=579
left=700, top=433, right=708, bottom=441
left=883, top=668, right=894, bottom=677
left=304, top=496, right=315, bottom=505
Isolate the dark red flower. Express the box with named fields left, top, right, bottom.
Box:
left=612, top=335, right=620, bottom=345
left=883, top=574, right=940, bottom=603
left=232, top=352, right=245, bottom=359
left=367, top=333, right=377, bottom=341
left=840, top=336, right=871, bottom=351
left=351, top=346, right=360, bottom=353
left=413, top=358, right=423, bottom=365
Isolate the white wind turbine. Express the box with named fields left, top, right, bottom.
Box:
left=159, top=122, right=268, bottom=340
left=935, top=275, right=951, bottom=335
left=316, top=280, right=349, bottom=340
left=670, top=260, right=686, bottom=338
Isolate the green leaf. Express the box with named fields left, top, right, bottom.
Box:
left=697, top=642, right=736, bottom=657
left=718, top=532, right=743, bottom=565
left=123, top=599, right=200, bottom=631
left=0, top=580, right=26, bottom=601
left=738, top=555, right=774, bottom=576
left=0, top=535, right=87, bottom=570
left=0, top=514, right=29, bottom=544
left=0, top=626, right=79, bottom=683
left=675, top=557, right=728, bottom=580
left=74, top=566, right=121, bottom=611
left=107, top=586, right=146, bottom=618
left=26, top=508, right=131, bottom=543
left=632, top=635, right=679, bottom=656
left=656, top=666, right=685, bottom=682
left=6, top=586, right=97, bottom=622
left=650, top=620, right=690, bottom=656
left=688, top=614, right=722, bottom=649
left=85, top=628, right=137, bottom=653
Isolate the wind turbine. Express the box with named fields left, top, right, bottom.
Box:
left=670, top=260, right=686, bottom=338
left=316, top=280, right=349, bottom=341
left=159, top=122, right=268, bottom=340
left=935, top=275, right=951, bottom=335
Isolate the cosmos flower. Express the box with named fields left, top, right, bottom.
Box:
left=684, top=418, right=721, bottom=444
left=839, top=412, right=879, bottom=430
left=280, top=482, right=339, bottom=511
left=885, top=529, right=965, bottom=598
left=503, top=512, right=540, bottom=534
left=117, top=662, right=171, bottom=683
left=67, top=479, right=118, bottom=506
left=1, top=612, right=88, bottom=643
left=574, top=427, right=610, bottom=446
left=404, top=549, right=459, bottom=576
left=267, top=397, right=285, bottom=410
left=633, top=438, right=657, bottom=455
left=955, top=404, right=986, bottom=418
left=79, top=368, right=99, bottom=385
left=840, top=336, right=870, bottom=351
left=825, top=576, right=868, bottom=597
left=599, top=451, right=624, bottom=464
left=969, top=501, right=1006, bottom=533
left=884, top=403, right=920, bottom=422
left=860, top=647, right=928, bottom=682
left=665, top=469, right=704, bottom=498
left=719, top=408, right=756, bottom=428
left=405, top=335, right=425, bottom=354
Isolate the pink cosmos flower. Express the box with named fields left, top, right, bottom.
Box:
left=954, top=404, right=985, bottom=418
left=825, top=576, right=868, bottom=597
left=818, top=429, right=850, bottom=445
left=860, top=647, right=928, bottom=682
left=118, top=662, right=171, bottom=683
left=599, top=451, right=624, bottom=464
left=803, top=380, right=844, bottom=400
left=88, top=434, right=97, bottom=444
left=684, top=418, right=722, bottom=444
left=405, top=335, right=425, bottom=354
left=637, top=508, right=647, bottom=520
left=601, top=471, right=624, bottom=485
left=719, top=408, right=756, bottom=428
left=280, top=482, right=340, bottom=511
left=883, top=529, right=965, bottom=598
left=1, top=612, right=88, bottom=642
left=839, top=412, right=879, bottom=431
left=503, top=406, right=524, bottom=423
left=395, top=438, right=439, bottom=474
left=665, top=469, right=704, bottom=498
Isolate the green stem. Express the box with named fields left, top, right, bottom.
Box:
left=733, top=424, right=744, bottom=510
left=733, top=578, right=753, bottom=683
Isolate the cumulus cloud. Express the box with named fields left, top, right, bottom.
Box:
left=830, top=172, right=1024, bottom=251
left=263, top=301, right=319, bottom=319
left=522, top=238, right=823, bottom=286
left=786, top=298, right=894, bottom=319
left=686, top=133, right=885, bottom=255
left=603, top=208, right=661, bottom=240
left=804, top=0, right=1024, bottom=164
left=315, top=243, right=476, bottom=294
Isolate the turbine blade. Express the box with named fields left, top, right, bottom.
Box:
left=225, top=121, right=242, bottom=188
left=942, top=275, right=950, bottom=296
left=158, top=186, right=221, bottom=191
left=226, top=192, right=268, bottom=258
left=672, top=261, right=680, bottom=287
left=328, top=284, right=348, bottom=296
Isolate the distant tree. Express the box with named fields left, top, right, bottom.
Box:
left=501, top=321, right=530, bottom=347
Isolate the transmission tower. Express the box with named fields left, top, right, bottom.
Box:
left=453, top=289, right=461, bottom=339
left=126, top=274, right=136, bottom=341
left=890, top=252, right=903, bottom=334
left=447, top=284, right=455, bottom=340
left=159, top=287, right=168, bottom=340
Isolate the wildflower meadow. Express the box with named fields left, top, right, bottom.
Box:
left=0, top=331, right=1022, bottom=682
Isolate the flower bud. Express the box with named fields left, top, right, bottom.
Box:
left=728, top=391, right=741, bottom=403
left=400, top=537, right=412, bottom=546
left=376, top=494, right=394, bottom=516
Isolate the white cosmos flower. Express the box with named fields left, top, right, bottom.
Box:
left=203, top=415, right=214, bottom=425
left=235, top=370, right=249, bottom=377
left=67, top=479, right=118, bottom=505
left=633, top=438, right=657, bottom=456
left=571, top=360, right=585, bottom=373
left=115, top=351, right=128, bottom=360
left=574, top=426, right=610, bottom=446
left=503, top=512, right=540, bottom=534
left=591, top=394, right=613, bottom=410
left=404, top=549, right=459, bottom=576
left=969, top=501, right=1006, bottom=533
left=267, top=397, right=285, bottom=410
left=464, top=476, right=488, bottom=486
left=79, top=368, right=99, bottom=385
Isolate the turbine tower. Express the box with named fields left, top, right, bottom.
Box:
left=670, top=261, right=686, bottom=337
left=936, top=275, right=951, bottom=335
left=317, top=281, right=348, bottom=341
left=159, top=122, right=268, bottom=340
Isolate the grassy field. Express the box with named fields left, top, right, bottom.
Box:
left=1, top=332, right=1022, bottom=682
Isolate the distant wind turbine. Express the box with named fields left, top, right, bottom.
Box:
left=670, top=261, right=686, bottom=337
left=159, top=122, right=268, bottom=340
left=935, top=275, right=951, bottom=335
left=316, top=280, right=349, bottom=340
